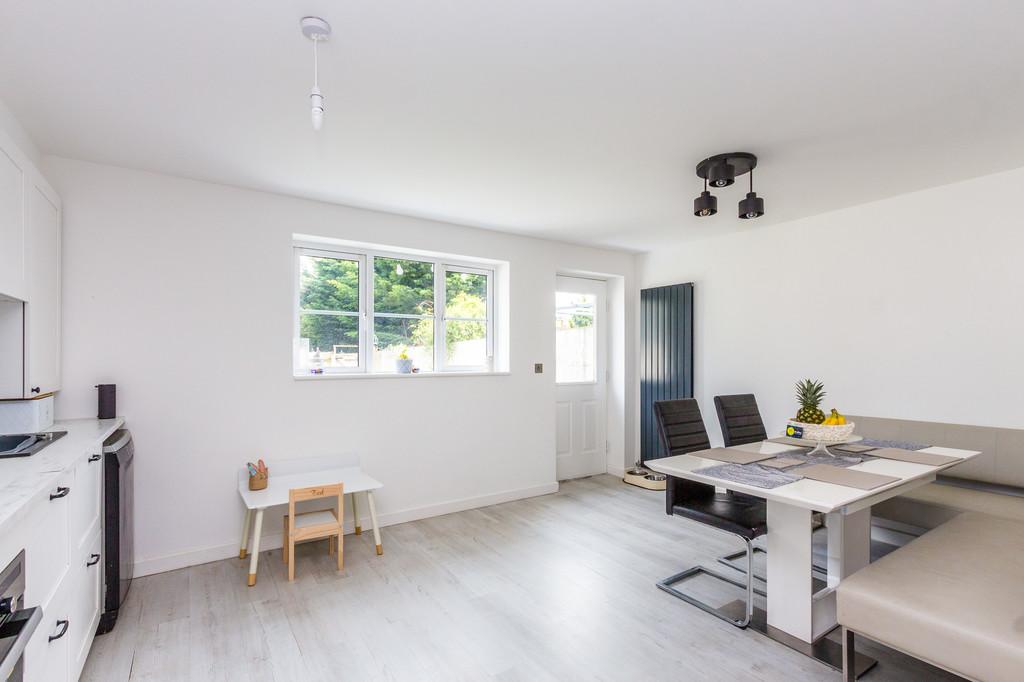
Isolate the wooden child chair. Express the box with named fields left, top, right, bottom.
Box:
left=282, top=483, right=344, bottom=581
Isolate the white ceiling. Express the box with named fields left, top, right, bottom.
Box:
left=3, top=1, right=1024, bottom=251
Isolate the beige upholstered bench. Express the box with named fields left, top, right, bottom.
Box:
left=837, top=511, right=1024, bottom=681
left=851, top=415, right=1024, bottom=529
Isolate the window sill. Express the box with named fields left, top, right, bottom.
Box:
left=293, top=370, right=511, bottom=381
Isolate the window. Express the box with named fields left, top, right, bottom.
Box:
left=294, top=244, right=496, bottom=375
left=555, top=291, right=596, bottom=383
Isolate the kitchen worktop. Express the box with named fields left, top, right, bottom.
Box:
left=0, top=417, right=124, bottom=536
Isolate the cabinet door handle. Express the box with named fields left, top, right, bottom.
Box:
left=87, top=553, right=101, bottom=567
left=30, top=386, right=41, bottom=394
left=48, top=619, right=69, bottom=642
left=49, top=486, right=70, bottom=500
left=88, top=453, right=102, bottom=463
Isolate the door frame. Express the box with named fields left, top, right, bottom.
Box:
left=557, top=270, right=626, bottom=477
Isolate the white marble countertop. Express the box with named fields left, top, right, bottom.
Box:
left=0, top=417, right=125, bottom=535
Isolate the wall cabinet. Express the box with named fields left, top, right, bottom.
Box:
left=0, top=129, right=61, bottom=399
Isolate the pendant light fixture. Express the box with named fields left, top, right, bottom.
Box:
left=693, top=179, right=718, bottom=217
left=301, top=16, right=331, bottom=131
left=738, top=168, right=765, bottom=219
left=693, top=152, right=764, bottom=220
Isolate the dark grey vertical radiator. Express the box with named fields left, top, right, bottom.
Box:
left=640, top=283, right=694, bottom=463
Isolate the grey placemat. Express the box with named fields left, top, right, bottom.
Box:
left=858, top=438, right=931, bottom=450
left=696, top=447, right=777, bottom=465
left=799, top=464, right=900, bottom=490
left=694, top=462, right=803, bottom=489
left=760, top=457, right=804, bottom=469
left=865, top=447, right=961, bottom=466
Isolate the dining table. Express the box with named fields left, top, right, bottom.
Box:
left=647, top=438, right=980, bottom=673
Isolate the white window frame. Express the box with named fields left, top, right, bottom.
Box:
left=294, top=247, right=367, bottom=374
left=293, top=243, right=496, bottom=376
left=440, top=264, right=494, bottom=372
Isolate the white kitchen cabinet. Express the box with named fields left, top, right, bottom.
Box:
left=0, top=145, right=26, bottom=301
left=20, top=450, right=105, bottom=682
left=25, top=184, right=61, bottom=396
left=0, top=129, right=62, bottom=399
left=70, top=527, right=103, bottom=681
left=24, top=474, right=73, bottom=608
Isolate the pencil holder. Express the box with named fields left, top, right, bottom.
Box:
left=249, top=468, right=268, bottom=491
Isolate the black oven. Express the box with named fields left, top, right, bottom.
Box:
left=0, top=551, right=41, bottom=682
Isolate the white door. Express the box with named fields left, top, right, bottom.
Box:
left=555, top=276, right=607, bottom=480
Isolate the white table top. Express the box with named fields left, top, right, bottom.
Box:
left=647, top=440, right=981, bottom=514
left=237, top=466, right=382, bottom=510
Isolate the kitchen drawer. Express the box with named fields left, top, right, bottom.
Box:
left=23, top=566, right=72, bottom=682
left=70, top=451, right=103, bottom=552
left=69, top=527, right=103, bottom=681
left=24, top=471, right=73, bottom=606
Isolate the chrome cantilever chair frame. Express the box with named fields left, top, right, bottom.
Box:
left=653, top=399, right=767, bottom=628
left=656, top=530, right=764, bottom=628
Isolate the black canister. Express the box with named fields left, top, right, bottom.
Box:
left=96, top=384, right=116, bottom=419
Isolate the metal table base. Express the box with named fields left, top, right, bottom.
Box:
left=718, top=599, right=876, bottom=678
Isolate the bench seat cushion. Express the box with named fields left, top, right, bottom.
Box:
left=837, top=512, right=1024, bottom=682
left=873, top=481, right=1024, bottom=530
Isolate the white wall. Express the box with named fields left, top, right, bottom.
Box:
left=640, top=165, right=1024, bottom=447
left=0, top=97, right=41, bottom=169
left=45, top=157, right=636, bottom=575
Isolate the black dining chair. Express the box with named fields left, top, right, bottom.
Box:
left=713, top=393, right=771, bottom=575
left=714, top=394, right=768, bottom=447
left=653, top=399, right=766, bottom=628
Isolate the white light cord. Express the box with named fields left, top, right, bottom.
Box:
left=313, top=36, right=319, bottom=89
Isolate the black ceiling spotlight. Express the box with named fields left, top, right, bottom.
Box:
left=738, top=168, right=765, bottom=220
left=707, top=161, right=735, bottom=187
left=693, top=178, right=717, bottom=217
left=693, top=152, right=763, bottom=220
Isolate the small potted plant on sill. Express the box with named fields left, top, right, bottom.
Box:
left=395, top=349, right=414, bottom=374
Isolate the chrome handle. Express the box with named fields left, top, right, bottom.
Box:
left=86, top=553, right=100, bottom=567
left=88, top=453, right=101, bottom=462
left=49, top=486, right=70, bottom=500
left=48, top=619, right=69, bottom=642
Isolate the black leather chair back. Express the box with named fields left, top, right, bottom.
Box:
left=653, top=399, right=714, bottom=513
left=653, top=399, right=712, bottom=457
left=714, top=394, right=767, bottom=447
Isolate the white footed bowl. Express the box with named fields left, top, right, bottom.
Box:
left=786, top=420, right=856, bottom=443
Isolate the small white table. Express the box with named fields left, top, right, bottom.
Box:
left=237, top=454, right=384, bottom=586
left=648, top=440, right=979, bottom=668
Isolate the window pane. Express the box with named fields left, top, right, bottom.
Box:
left=299, top=255, right=359, bottom=312
left=299, top=314, right=359, bottom=368
left=445, top=320, right=487, bottom=367
left=445, top=271, right=487, bottom=319
left=555, top=292, right=596, bottom=383
left=373, top=317, right=434, bottom=372
left=374, top=257, right=434, bottom=315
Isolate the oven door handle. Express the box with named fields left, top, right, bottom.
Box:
left=0, top=606, right=42, bottom=681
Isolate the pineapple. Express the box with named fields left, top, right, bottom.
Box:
left=794, top=379, right=827, bottom=424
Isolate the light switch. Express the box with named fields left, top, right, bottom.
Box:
left=534, top=363, right=543, bottom=373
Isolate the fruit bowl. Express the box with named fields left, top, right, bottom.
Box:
left=786, top=420, right=856, bottom=443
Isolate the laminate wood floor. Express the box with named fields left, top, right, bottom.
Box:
left=83, top=475, right=961, bottom=681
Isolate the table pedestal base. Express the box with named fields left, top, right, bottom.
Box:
left=719, top=600, right=876, bottom=677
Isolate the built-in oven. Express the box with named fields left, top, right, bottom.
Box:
left=0, top=551, right=41, bottom=682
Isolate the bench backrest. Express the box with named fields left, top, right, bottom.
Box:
left=849, top=415, right=1024, bottom=490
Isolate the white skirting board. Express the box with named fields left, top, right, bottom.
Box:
left=133, top=481, right=560, bottom=577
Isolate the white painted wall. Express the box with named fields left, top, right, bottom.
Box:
left=640, top=165, right=1024, bottom=447
left=44, top=157, right=636, bottom=575
left=0, top=97, right=41, bottom=169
